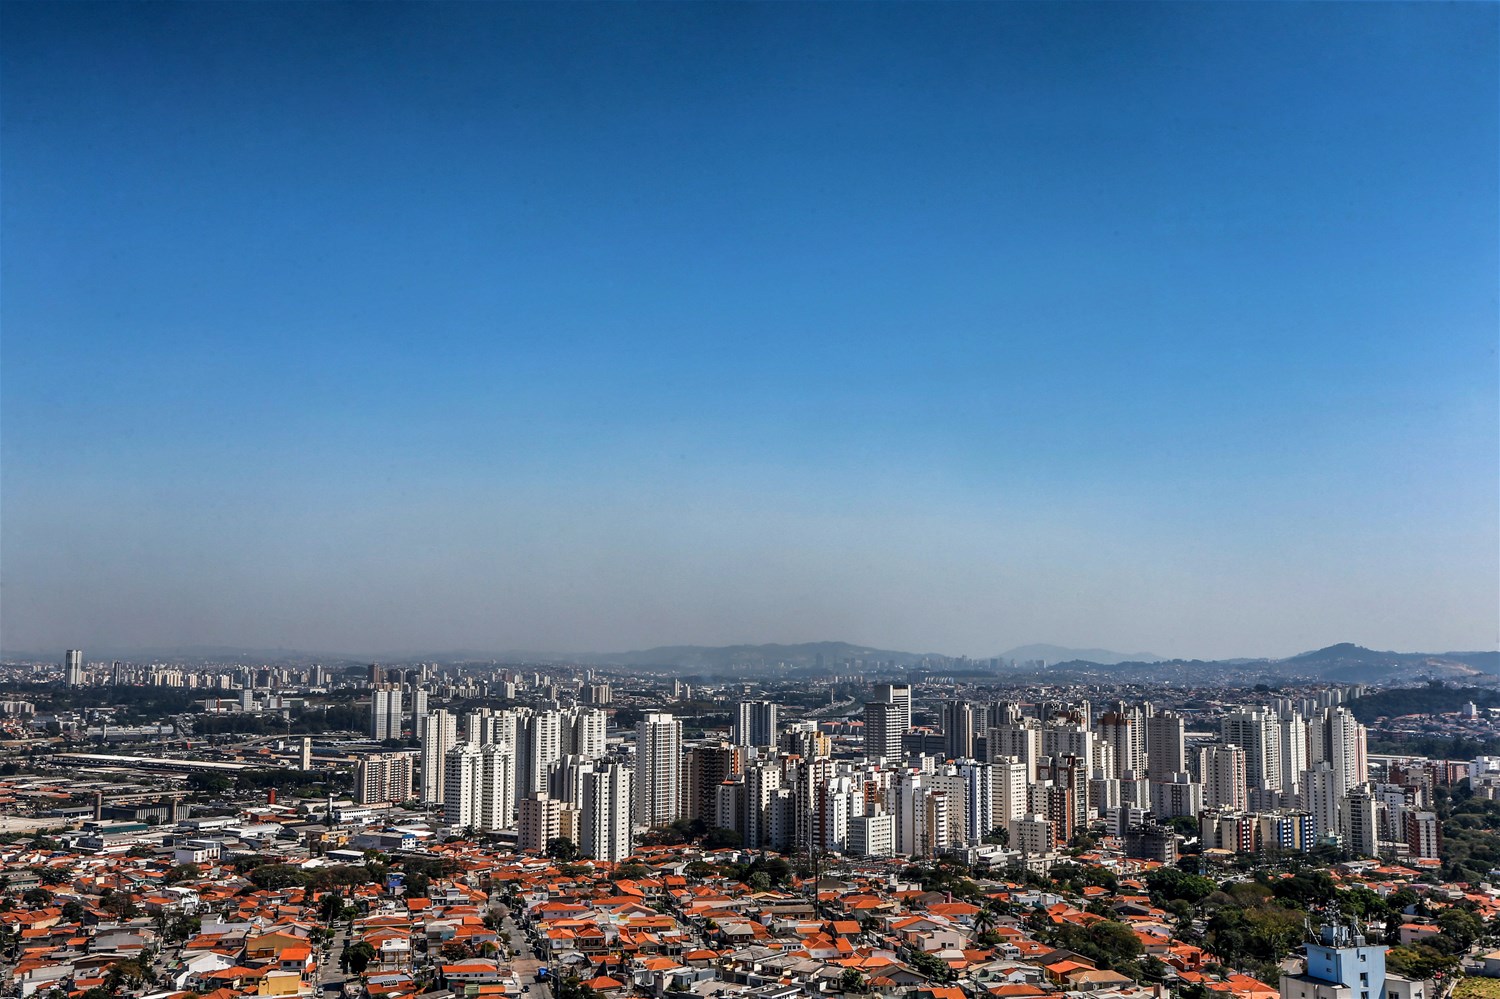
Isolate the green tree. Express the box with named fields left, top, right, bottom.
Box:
left=703, top=827, right=743, bottom=849
left=345, top=940, right=377, bottom=974
left=1386, top=945, right=1459, bottom=981
left=1145, top=868, right=1217, bottom=905
left=1437, top=908, right=1484, bottom=951
left=546, top=837, right=580, bottom=861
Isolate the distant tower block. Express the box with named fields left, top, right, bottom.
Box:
left=65, top=650, right=84, bottom=686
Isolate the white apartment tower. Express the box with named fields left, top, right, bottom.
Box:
left=581, top=762, right=634, bottom=863
left=1279, top=713, right=1309, bottom=796
left=565, top=707, right=607, bottom=759
left=1325, top=707, right=1368, bottom=797
left=635, top=712, right=683, bottom=828
left=732, top=701, right=779, bottom=749
left=991, top=756, right=1029, bottom=835
left=520, top=710, right=564, bottom=798
left=1200, top=744, right=1249, bottom=811
left=371, top=686, right=403, bottom=741
left=420, top=709, right=458, bottom=804
left=1097, top=710, right=1142, bottom=779
left=443, top=742, right=516, bottom=832
left=1222, top=707, right=1282, bottom=792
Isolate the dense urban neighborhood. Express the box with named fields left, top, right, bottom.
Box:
left=1, top=649, right=1498, bottom=999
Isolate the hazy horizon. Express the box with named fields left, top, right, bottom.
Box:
left=3, top=3, right=1496, bottom=661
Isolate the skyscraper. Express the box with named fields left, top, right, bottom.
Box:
left=371, top=686, right=403, bottom=741
left=634, top=712, right=683, bottom=828
left=732, top=701, right=778, bottom=749
left=943, top=700, right=975, bottom=760
left=443, top=742, right=515, bottom=832
left=874, top=683, right=912, bottom=731
left=1324, top=707, right=1368, bottom=797
left=1200, top=744, right=1249, bottom=811
left=864, top=700, right=902, bottom=762
left=581, top=761, right=634, bottom=863
left=421, top=709, right=458, bottom=804
left=65, top=650, right=83, bottom=687
left=1222, top=707, right=1281, bottom=792
left=1145, top=711, right=1186, bottom=781
left=1097, top=710, right=1141, bottom=779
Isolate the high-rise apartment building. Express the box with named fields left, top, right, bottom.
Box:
left=1324, top=707, right=1368, bottom=797
left=65, top=650, right=83, bottom=687
left=991, top=756, right=1029, bottom=835
left=581, top=761, right=633, bottom=863
left=1278, top=713, right=1308, bottom=796
left=1405, top=811, right=1440, bottom=860
left=684, top=744, right=740, bottom=824
left=1097, top=710, right=1142, bottom=779
left=371, top=686, right=403, bottom=741
left=634, top=712, right=683, bottom=828
left=988, top=721, right=1042, bottom=782
left=1342, top=787, right=1378, bottom=857
left=1301, top=762, right=1342, bottom=841
left=519, top=710, right=564, bottom=799
left=443, top=742, right=516, bottom=832
left=420, top=709, right=458, bottom=804
left=1145, top=711, right=1186, bottom=780
left=864, top=700, right=903, bottom=762
left=1149, top=772, right=1203, bottom=818
left=355, top=752, right=415, bottom=805
left=943, top=700, right=975, bottom=760
left=874, top=683, right=912, bottom=731
left=732, top=701, right=779, bottom=749
left=517, top=792, right=565, bottom=854
left=564, top=707, right=607, bottom=760
left=1200, top=744, right=1249, bottom=811
left=1222, top=707, right=1282, bottom=792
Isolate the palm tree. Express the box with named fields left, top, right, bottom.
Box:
left=973, top=904, right=999, bottom=937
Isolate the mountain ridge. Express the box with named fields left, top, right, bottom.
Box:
left=3, top=640, right=1493, bottom=680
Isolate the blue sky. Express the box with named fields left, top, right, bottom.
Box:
left=3, top=2, right=1495, bottom=659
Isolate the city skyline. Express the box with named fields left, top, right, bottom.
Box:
left=3, top=3, right=1496, bottom=659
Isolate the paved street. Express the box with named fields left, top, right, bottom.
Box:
left=495, top=896, right=552, bottom=999
left=318, top=919, right=354, bottom=993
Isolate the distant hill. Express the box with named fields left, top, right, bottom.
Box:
left=1270, top=643, right=1493, bottom=682
left=1000, top=644, right=1163, bottom=666
left=5, top=638, right=1492, bottom=683
left=573, top=641, right=945, bottom=673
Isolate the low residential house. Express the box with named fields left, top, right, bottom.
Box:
left=257, top=969, right=307, bottom=997
left=15, top=959, right=75, bottom=998
left=889, top=915, right=966, bottom=953
left=364, top=927, right=413, bottom=970
left=176, top=951, right=238, bottom=990
left=442, top=959, right=507, bottom=984
left=1058, top=968, right=1136, bottom=992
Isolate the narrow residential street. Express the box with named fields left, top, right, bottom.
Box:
left=494, top=896, right=553, bottom=999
